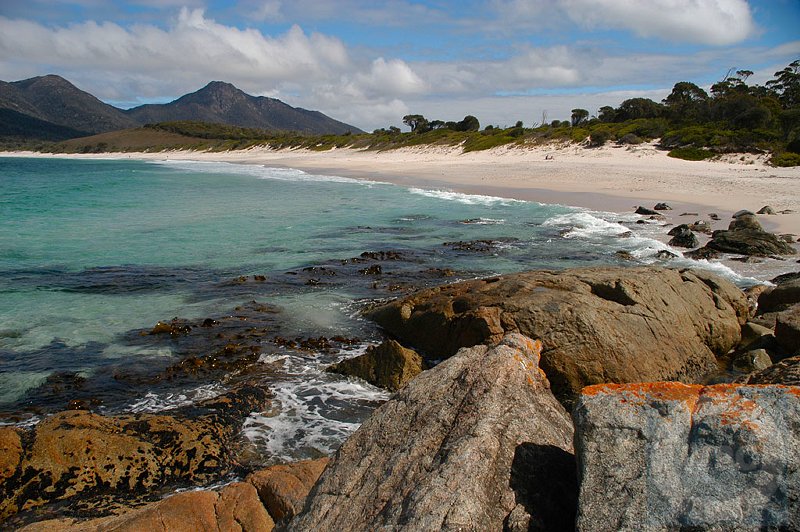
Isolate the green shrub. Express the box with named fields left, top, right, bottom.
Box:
left=770, top=152, right=800, bottom=166
left=589, top=129, right=612, bottom=147
left=668, top=147, right=715, bottom=161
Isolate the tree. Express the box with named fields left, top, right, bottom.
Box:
left=571, top=108, right=589, bottom=126
left=598, top=106, right=616, bottom=123
left=459, top=115, right=480, bottom=131
left=402, top=114, right=430, bottom=133
left=615, top=98, right=665, bottom=121
left=766, top=59, right=800, bottom=108
left=663, top=82, right=709, bottom=122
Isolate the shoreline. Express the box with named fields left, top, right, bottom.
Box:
left=4, top=142, right=800, bottom=237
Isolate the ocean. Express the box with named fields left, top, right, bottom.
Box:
left=0, top=156, right=773, bottom=463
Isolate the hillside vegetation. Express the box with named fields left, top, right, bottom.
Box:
left=22, top=60, right=800, bottom=167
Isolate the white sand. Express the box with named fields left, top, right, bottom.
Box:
left=6, top=142, right=800, bottom=237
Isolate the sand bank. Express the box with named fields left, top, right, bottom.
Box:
left=5, top=142, right=800, bottom=236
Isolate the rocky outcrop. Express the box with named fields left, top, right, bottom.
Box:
left=367, top=267, right=747, bottom=408
left=667, top=224, right=699, bottom=248
left=0, top=385, right=270, bottom=521
left=701, top=214, right=797, bottom=256
left=291, top=334, right=576, bottom=531
left=20, top=482, right=274, bottom=532
left=246, top=458, right=329, bottom=523
left=574, top=382, right=800, bottom=531
left=326, top=340, right=424, bottom=391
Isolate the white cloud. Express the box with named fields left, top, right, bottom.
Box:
left=493, top=0, right=756, bottom=46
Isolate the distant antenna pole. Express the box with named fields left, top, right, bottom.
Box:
left=541, top=110, right=548, bottom=126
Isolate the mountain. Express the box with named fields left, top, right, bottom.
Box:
left=9, top=75, right=137, bottom=134
left=125, top=81, right=361, bottom=135
left=0, top=75, right=362, bottom=142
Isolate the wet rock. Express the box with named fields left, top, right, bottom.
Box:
left=654, top=250, right=677, bottom=260
left=359, top=251, right=405, bottom=261
left=615, top=250, right=635, bottom=261
left=780, top=233, right=797, bottom=243
left=149, top=320, right=191, bottom=336
left=731, top=348, right=772, bottom=372
left=683, top=247, right=720, bottom=260
left=775, top=310, right=800, bottom=355
left=634, top=206, right=660, bottom=216
left=291, top=334, right=576, bottom=532
left=758, top=205, right=777, bottom=215
left=739, top=355, right=800, bottom=385
left=327, top=339, right=425, bottom=391
left=358, top=264, right=382, bottom=275
left=708, top=212, right=720, bottom=220
left=574, top=382, right=800, bottom=531
left=246, top=458, right=329, bottom=523
left=367, top=267, right=747, bottom=409
left=702, top=215, right=797, bottom=257
left=667, top=224, right=699, bottom=248
left=679, top=212, right=699, bottom=216
left=0, top=385, right=270, bottom=521
left=653, top=202, right=672, bottom=210
left=443, top=238, right=519, bottom=253
left=20, top=482, right=273, bottom=532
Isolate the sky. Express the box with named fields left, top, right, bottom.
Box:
left=0, top=0, right=798, bottom=131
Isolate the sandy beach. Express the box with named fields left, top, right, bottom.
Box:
left=6, top=142, right=800, bottom=237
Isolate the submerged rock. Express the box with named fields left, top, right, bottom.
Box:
left=291, top=334, right=576, bottom=531
left=574, top=382, right=800, bottom=531
left=367, top=267, right=747, bottom=408
left=326, top=339, right=424, bottom=391
left=634, top=206, right=660, bottom=216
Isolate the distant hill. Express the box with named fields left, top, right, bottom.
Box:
left=125, top=81, right=360, bottom=135
left=0, top=75, right=362, bottom=143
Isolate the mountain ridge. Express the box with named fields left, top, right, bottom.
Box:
left=0, top=75, right=362, bottom=142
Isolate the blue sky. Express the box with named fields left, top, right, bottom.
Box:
left=1, top=0, right=798, bottom=130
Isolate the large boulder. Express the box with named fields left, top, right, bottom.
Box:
left=326, top=340, right=424, bottom=391
left=702, top=215, right=797, bottom=256
left=574, top=382, right=800, bottom=531
left=367, top=267, right=747, bottom=408
left=0, top=385, right=270, bottom=521
left=20, top=482, right=274, bottom=532
left=290, top=334, right=576, bottom=531
left=246, top=458, right=329, bottom=523
left=667, top=224, right=699, bottom=248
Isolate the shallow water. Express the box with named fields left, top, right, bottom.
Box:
left=0, top=156, right=787, bottom=462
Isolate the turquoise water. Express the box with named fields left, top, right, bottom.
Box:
left=0, top=156, right=765, bottom=460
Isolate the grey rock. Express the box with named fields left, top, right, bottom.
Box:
left=654, top=249, right=677, bottom=260
left=635, top=206, right=660, bottom=216
left=574, top=383, right=800, bottom=531
left=728, top=213, right=763, bottom=232
left=291, top=334, right=576, bottom=532
left=757, top=205, right=777, bottom=215
left=731, top=348, right=772, bottom=372
left=706, top=228, right=796, bottom=256
left=684, top=247, right=720, bottom=260
left=653, top=202, right=672, bottom=210
left=709, top=212, right=720, bottom=220
left=367, top=267, right=747, bottom=409
left=732, top=209, right=756, bottom=218
left=780, top=233, right=796, bottom=243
